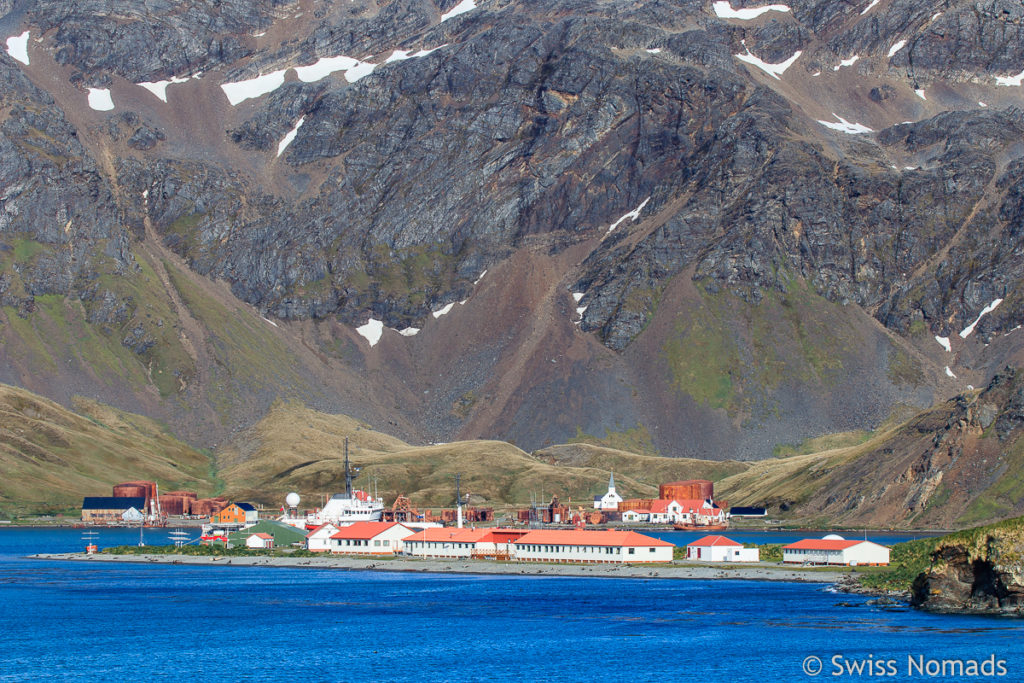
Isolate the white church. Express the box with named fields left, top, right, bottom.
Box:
left=593, top=472, right=623, bottom=511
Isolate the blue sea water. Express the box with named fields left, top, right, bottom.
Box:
left=1, top=528, right=1022, bottom=683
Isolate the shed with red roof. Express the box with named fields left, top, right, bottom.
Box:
left=686, top=535, right=758, bottom=562
left=245, top=532, right=274, bottom=549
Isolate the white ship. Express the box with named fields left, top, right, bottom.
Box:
left=278, top=438, right=383, bottom=529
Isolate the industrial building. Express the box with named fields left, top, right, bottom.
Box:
left=782, top=536, right=890, bottom=566
left=81, top=497, right=147, bottom=524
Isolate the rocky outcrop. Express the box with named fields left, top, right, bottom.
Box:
left=911, top=527, right=1024, bottom=615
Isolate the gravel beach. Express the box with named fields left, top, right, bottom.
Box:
left=32, top=552, right=850, bottom=583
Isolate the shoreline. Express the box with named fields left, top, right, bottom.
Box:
left=31, top=552, right=857, bottom=583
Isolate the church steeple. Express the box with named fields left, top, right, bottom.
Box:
left=608, top=471, right=616, bottom=494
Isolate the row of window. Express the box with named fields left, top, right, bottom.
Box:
left=332, top=539, right=392, bottom=546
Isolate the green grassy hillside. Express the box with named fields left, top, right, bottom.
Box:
left=0, top=384, right=217, bottom=517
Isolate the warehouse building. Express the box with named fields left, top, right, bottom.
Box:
left=782, top=536, right=890, bottom=566
left=81, top=497, right=147, bottom=524
left=512, top=529, right=673, bottom=564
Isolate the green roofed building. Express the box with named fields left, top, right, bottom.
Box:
left=226, top=520, right=306, bottom=548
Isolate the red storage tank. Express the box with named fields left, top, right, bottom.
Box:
left=165, top=490, right=197, bottom=500
left=617, top=498, right=655, bottom=512
left=113, top=481, right=157, bottom=502
left=113, top=483, right=148, bottom=500
left=157, top=495, right=189, bottom=515
left=659, top=480, right=713, bottom=501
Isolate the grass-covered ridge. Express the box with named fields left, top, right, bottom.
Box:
left=0, top=384, right=217, bottom=517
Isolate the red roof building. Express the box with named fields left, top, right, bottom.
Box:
left=685, top=535, right=758, bottom=562
left=782, top=537, right=889, bottom=566
left=328, top=521, right=415, bottom=555
left=512, top=529, right=674, bottom=564
left=404, top=527, right=530, bottom=559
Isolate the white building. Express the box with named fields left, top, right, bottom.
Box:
left=648, top=499, right=684, bottom=524
left=245, top=532, right=274, bottom=549
left=686, top=535, right=759, bottom=562
left=621, top=509, right=651, bottom=523
left=593, top=472, right=623, bottom=511
left=403, top=528, right=529, bottom=559
left=783, top=536, right=890, bottom=566
left=305, top=523, right=341, bottom=552
left=512, top=529, right=674, bottom=564
left=329, top=521, right=415, bottom=555
left=675, top=499, right=726, bottom=525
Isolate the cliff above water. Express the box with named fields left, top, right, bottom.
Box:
left=908, top=517, right=1024, bottom=615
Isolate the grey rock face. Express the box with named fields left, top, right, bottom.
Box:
left=2, top=0, right=1024, bottom=453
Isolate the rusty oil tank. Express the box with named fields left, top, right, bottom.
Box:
left=659, top=480, right=713, bottom=501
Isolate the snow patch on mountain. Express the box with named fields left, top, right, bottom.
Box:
left=277, top=117, right=305, bottom=157
left=861, top=0, right=880, bottom=15
left=995, top=70, right=1024, bottom=87
left=138, top=75, right=189, bottom=103
left=433, top=302, right=456, bottom=318
left=607, top=197, right=651, bottom=234
left=87, top=88, right=114, bottom=111
left=945, top=366, right=956, bottom=378
left=221, top=69, right=287, bottom=105
left=834, top=55, right=859, bottom=71
left=959, top=299, right=1003, bottom=338
left=735, top=42, right=801, bottom=79
left=441, top=0, right=477, bottom=22
left=5, top=31, right=29, bottom=65
left=386, top=46, right=444, bottom=63
left=712, top=2, right=790, bottom=20
left=817, top=114, right=873, bottom=135
left=357, top=318, right=384, bottom=346
left=887, top=40, right=906, bottom=58
left=935, top=336, right=951, bottom=353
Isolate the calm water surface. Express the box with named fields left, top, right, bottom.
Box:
left=0, top=528, right=1021, bottom=682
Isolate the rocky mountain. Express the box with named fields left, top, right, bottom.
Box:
left=1, top=0, right=1024, bottom=463
left=717, top=366, right=1024, bottom=528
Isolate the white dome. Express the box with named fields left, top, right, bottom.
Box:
left=822, top=534, right=845, bottom=541
left=285, top=492, right=301, bottom=507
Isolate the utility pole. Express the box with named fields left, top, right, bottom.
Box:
left=455, top=473, right=463, bottom=529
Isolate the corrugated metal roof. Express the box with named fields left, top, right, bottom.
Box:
left=688, top=535, right=742, bottom=547
left=783, top=539, right=872, bottom=551
left=330, top=522, right=412, bottom=540
left=513, top=529, right=674, bottom=548
left=81, top=497, right=146, bottom=510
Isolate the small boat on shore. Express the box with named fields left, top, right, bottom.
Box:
left=673, top=523, right=728, bottom=531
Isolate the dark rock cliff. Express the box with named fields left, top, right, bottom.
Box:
left=1, top=0, right=1023, bottom=454
left=911, top=527, right=1024, bottom=615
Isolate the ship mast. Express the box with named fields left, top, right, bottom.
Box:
left=344, top=436, right=353, bottom=499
